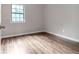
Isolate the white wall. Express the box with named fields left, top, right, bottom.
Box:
left=0, top=4, right=2, bottom=53
left=2, top=4, right=79, bottom=42
left=1, top=4, right=44, bottom=37
left=44, top=4, right=79, bottom=42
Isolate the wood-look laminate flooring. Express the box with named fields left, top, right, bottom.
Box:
left=1, top=32, right=79, bottom=54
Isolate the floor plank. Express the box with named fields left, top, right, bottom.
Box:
left=1, top=32, right=79, bottom=54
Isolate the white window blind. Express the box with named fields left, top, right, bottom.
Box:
left=12, top=5, right=24, bottom=23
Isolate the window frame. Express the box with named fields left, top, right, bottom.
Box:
left=11, top=4, right=25, bottom=23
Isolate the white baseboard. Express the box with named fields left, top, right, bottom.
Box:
left=46, top=31, right=79, bottom=43
left=2, top=31, right=43, bottom=38
left=2, top=30, right=79, bottom=43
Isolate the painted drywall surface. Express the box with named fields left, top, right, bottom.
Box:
left=44, top=5, right=79, bottom=41
left=0, top=4, right=1, bottom=53
left=1, top=4, right=44, bottom=37
left=2, top=4, right=79, bottom=42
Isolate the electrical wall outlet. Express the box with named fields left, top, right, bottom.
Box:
left=62, top=29, right=64, bottom=32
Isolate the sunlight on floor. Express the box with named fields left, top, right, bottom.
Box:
left=4, top=39, right=31, bottom=54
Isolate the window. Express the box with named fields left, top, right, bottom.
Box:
left=12, top=5, right=24, bottom=23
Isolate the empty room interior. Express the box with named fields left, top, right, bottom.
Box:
left=0, top=4, right=79, bottom=54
